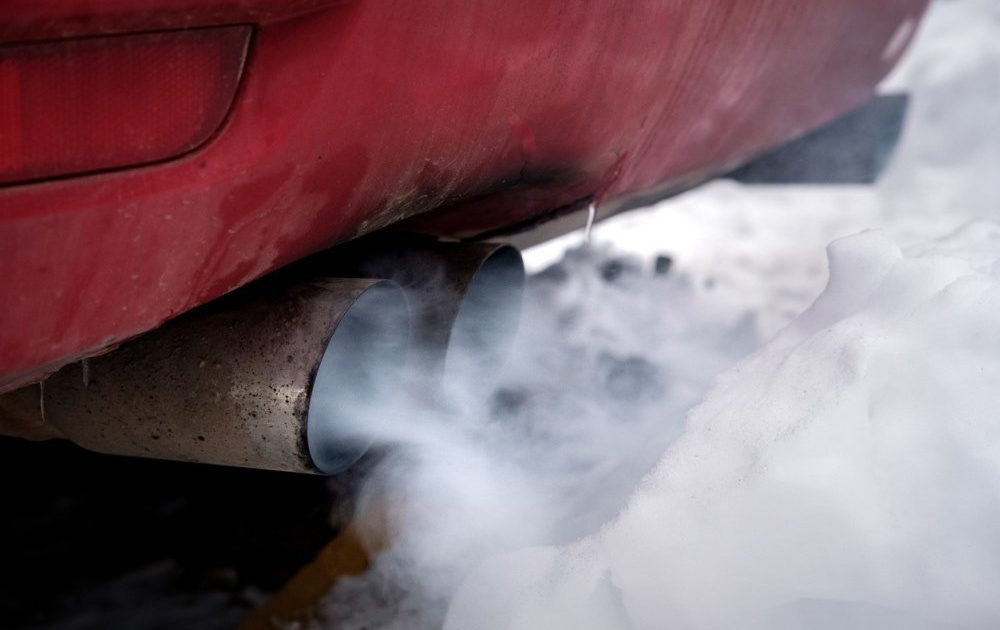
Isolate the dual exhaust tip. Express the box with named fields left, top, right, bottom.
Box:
left=3, top=242, right=525, bottom=474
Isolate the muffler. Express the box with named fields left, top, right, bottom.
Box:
left=2, top=278, right=409, bottom=474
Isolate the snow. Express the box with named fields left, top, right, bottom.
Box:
left=448, top=225, right=1000, bottom=630
left=311, top=1, right=1000, bottom=629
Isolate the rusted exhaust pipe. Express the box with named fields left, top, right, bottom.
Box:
left=8, top=278, right=409, bottom=474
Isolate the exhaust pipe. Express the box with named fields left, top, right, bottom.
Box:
left=0, top=239, right=523, bottom=472
left=327, top=240, right=526, bottom=394
left=3, top=278, right=409, bottom=474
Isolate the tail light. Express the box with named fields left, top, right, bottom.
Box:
left=0, top=26, right=250, bottom=186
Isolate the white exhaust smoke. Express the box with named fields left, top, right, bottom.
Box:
left=446, top=224, right=1000, bottom=630
left=304, top=1, right=1000, bottom=629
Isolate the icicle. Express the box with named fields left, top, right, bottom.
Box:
left=584, top=202, right=597, bottom=244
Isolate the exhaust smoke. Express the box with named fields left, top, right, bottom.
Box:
left=302, top=225, right=1000, bottom=630
left=301, top=242, right=764, bottom=630
left=299, top=3, right=1000, bottom=627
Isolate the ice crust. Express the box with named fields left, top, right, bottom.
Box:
left=445, top=225, right=1000, bottom=630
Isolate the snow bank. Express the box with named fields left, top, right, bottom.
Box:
left=445, top=223, right=1000, bottom=630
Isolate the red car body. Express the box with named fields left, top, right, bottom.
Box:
left=0, top=0, right=927, bottom=392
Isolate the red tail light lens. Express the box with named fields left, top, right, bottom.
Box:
left=0, top=26, right=250, bottom=186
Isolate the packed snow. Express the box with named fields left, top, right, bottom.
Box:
left=309, top=1, right=1000, bottom=629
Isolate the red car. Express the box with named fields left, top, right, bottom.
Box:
left=0, top=0, right=927, bottom=472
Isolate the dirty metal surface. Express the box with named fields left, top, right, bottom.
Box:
left=40, top=278, right=404, bottom=473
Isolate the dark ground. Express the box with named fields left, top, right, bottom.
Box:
left=0, top=437, right=365, bottom=630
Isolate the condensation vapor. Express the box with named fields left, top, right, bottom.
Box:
left=304, top=2, right=1000, bottom=630
left=302, top=240, right=760, bottom=630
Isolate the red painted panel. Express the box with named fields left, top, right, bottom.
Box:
left=0, top=27, right=249, bottom=184
left=0, top=0, right=928, bottom=391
